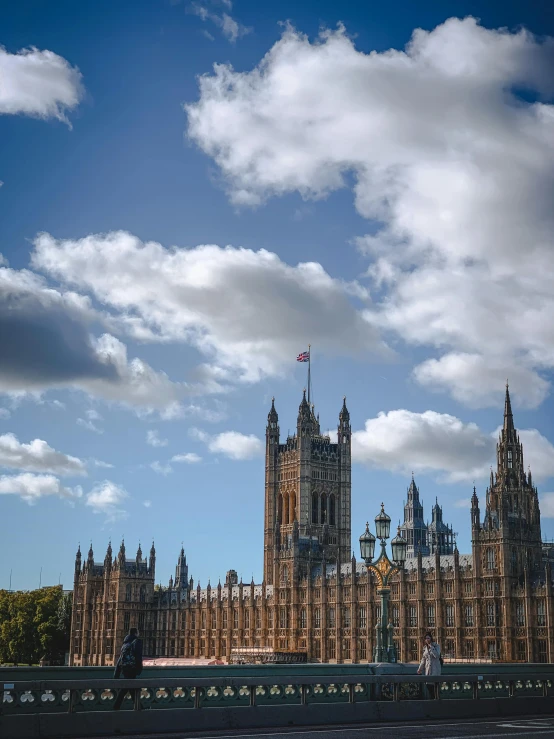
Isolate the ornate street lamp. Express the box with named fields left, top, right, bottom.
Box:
left=359, top=504, right=407, bottom=663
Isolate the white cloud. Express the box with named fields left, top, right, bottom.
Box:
left=352, top=409, right=554, bottom=484
left=147, top=429, right=168, bottom=447
left=191, top=427, right=264, bottom=460
left=143, top=500, right=152, bottom=508
left=0, top=432, right=86, bottom=475
left=150, top=460, right=173, bottom=475
left=85, top=480, right=129, bottom=522
left=0, top=45, right=83, bottom=126
left=189, top=3, right=250, bottom=43
left=90, top=458, right=114, bottom=469
left=352, top=409, right=494, bottom=483
left=171, top=452, right=202, bottom=464
left=454, top=499, right=471, bottom=509
left=0, top=408, right=10, bottom=419
left=185, top=17, right=554, bottom=407
left=31, top=232, right=385, bottom=385
left=0, top=472, right=82, bottom=504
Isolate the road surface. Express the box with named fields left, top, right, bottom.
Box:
left=93, top=715, right=554, bottom=739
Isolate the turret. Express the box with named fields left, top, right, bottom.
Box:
left=149, top=541, right=156, bottom=579
left=297, top=388, right=313, bottom=435
left=175, top=546, right=189, bottom=590
left=86, top=543, right=94, bottom=571
left=338, top=396, right=351, bottom=443
left=118, top=539, right=126, bottom=567
left=471, top=487, right=480, bottom=530
left=104, top=541, right=113, bottom=571
left=136, top=542, right=143, bottom=566
left=74, top=544, right=82, bottom=577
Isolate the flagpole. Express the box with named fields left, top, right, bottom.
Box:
left=308, top=344, right=312, bottom=405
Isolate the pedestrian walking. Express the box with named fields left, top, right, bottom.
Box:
left=113, top=627, right=143, bottom=710
left=417, top=631, right=442, bottom=698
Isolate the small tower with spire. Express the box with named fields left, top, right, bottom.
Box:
left=174, top=545, right=189, bottom=591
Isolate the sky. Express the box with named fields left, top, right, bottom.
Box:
left=1, top=0, right=554, bottom=591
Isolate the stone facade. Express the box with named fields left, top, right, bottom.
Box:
left=70, top=386, right=554, bottom=666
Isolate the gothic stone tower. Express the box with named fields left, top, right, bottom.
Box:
left=263, top=392, right=351, bottom=585
left=471, top=383, right=543, bottom=660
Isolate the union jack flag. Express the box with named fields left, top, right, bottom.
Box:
left=297, top=351, right=310, bottom=363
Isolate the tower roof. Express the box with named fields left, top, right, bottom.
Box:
left=503, top=381, right=515, bottom=435
left=267, top=396, right=278, bottom=424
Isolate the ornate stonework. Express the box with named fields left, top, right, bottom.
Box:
left=70, top=386, right=554, bottom=665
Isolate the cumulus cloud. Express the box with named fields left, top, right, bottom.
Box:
left=0, top=45, right=84, bottom=126
left=185, top=17, right=554, bottom=407
left=0, top=264, right=188, bottom=414
left=191, top=427, right=263, bottom=460
left=147, top=429, right=168, bottom=447
left=0, top=432, right=86, bottom=475
left=85, top=480, right=129, bottom=522
left=171, top=452, right=202, bottom=463
left=31, top=231, right=386, bottom=384
left=189, top=3, right=251, bottom=43
left=352, top=409, right=554, bottom=483
left=352, top=409, right=494, bottom=483
left=0, top=472, right=82, bottom=504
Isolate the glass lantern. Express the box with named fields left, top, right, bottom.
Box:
left=359, top=523, right=376, bottom=563
left=374, top=503, right=391, bottom=541
left=391, top=527, right=407, bottom=565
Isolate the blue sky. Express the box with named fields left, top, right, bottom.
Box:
left=1, top=0, right=554, bottom=590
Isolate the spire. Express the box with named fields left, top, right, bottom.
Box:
left=150, top=540, right=156, bottom=558
left=267, top=396, right=278, bottom=425
left=87, top=542, right=94, bottom=563
left=503, top=381, right=515, bottom=435
left=136, top=542, right=143, bottom=562
left=104, top=540, right=113, bottom=568
left=297, top=387, right=312, bottom=425
left=339, top=395, right=350, bottom=422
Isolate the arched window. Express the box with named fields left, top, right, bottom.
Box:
left=125, top=584, right=132, bottom=602
left=300, top=608, right=307, bottom=629
left=312, top=493, right=318, bottom=524
left=139, top=585, right=146, bottom=603
left=329, top=495, right=336, bottom=526
left=283, top=493, right=290, bottom=525
left=321, top=494, right=327, bottom=524
left=289, top=492, right=296, bottom=524
left=278, top=494, right=283, bottom=523
left=281, top=564, right=289, bottom=583
left=486, top=548, right=495, bottom=571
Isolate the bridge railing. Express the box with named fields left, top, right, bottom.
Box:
left=2, top=671, right=553, bottom=715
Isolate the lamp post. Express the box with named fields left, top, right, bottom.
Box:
left=359, top=503, right=407, bottom=663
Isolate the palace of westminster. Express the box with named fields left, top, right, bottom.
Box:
left=70, top=385, right=554, bottom=665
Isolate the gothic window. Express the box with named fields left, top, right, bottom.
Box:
left=427, top=605, right=435, bottom=628
left=464, top=581, right=473, bottom=595
left=289, top=492, right=296, bottom=523
left=343, top=640, right=350, bottom=659
left=359, top=641, right=367, bottom=660
left=312, top=493, right=318, bottom=524
left=233, top=610, right=239, bottom=629
left=486, top=548, right=496, bottom=571
left=255, top=609, right=261, bottom=629
left=279, top=607, right=288, bottom=629
left=328, top=607, right=336, bottom=627
left=486, top=603, right=496, bottom=627
left=172, top=612, right=178, bottom=630
left=281, top=565, right=289, bottom=583
left=124, top=612, right=131, bottom=632
left=343, top=607, right=351, bottom=628
left=314, top=639, right=321, bottom=658
left=222, top=610, right=228, bottom=629
left=445, top=639, right=455, bottom=658
left=446, top=604, right=454, bottom=627
left=328, top=639, right=336, bottom=659
left=538, top=600, right=546, bottom=627
left=191, top=612, right=196, bottom=629
left=139, top=585, right=146, bottom=603
left=515, top=602, right=525, bottom=627
left=278, top=494, right=283, bottom=523
left=125, top=584, right=132, bottom=602
left=211, top=611, right=217, bottom=630
left=321, top=494, right=327, bottom=524
left=507, top=450, right=513, bottom=469
left=244, top=610, right=250, bottom=629
left=314, top=608, right=321, bottom=628
left=267, top=609, right=274, bottom=629
left=445, top=581, right=453, bottom=595
left=538, top=640, right=548, bottom=663
left=409, top=606, right=417, bottom=627
left=300, top=608, right=307, bottom=629
left=358, top=607, right=367, bottom=628
left=283, top=493, right=290, bottom=525
left=329, top=495, right=336, bottom=526
left=464, top=605, right=474, bottom=627
left=409, top=582, right=416, bottom=596
left=392, top=606, right=399, bottom=627
left=410, top=640, right=418, bottom=661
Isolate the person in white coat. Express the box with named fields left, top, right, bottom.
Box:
left=417, top=632, right=442, bottom=698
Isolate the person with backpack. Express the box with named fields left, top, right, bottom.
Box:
left=417, top=632, right=442, bottom=698
left=113, top=627, right=143, bottom=710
